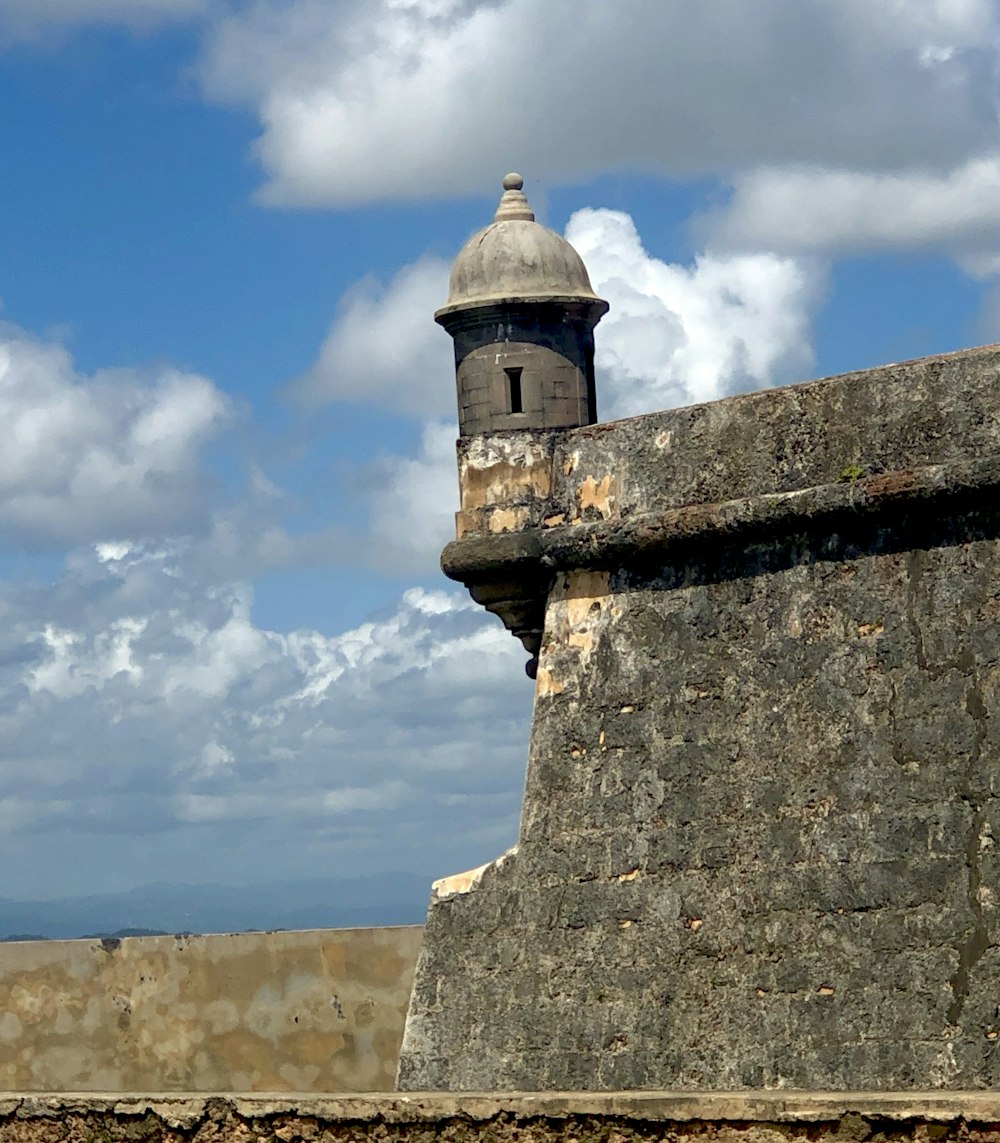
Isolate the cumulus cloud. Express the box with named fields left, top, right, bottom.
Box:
left=194, top=0, right=1000, bottom=276
left=198, top=0, right=1000, bottom=208
left=292, top=257, right=453, bottom=418
left=0, top=540, right=531, bottom=893
left=367, top=420, right=457, bottom=575
left=567, top=209, right=822, bottom=416
left=0, top=323, right=230, bottom=549
left=706, top=155, right=1000, bottom=260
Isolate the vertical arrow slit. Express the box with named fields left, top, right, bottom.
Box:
left=505, top=367, right=523, bottom=414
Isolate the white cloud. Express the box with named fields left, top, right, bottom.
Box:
left=0, top=541, right=531, bottom=891
left=196, top=740, right=235, bottom=778
left=0, top=324, right=230, bottom=548
left=367, top=420, right=457, bottom=575
left=292, top=257, right=453, bottom=417
left=198, top=0, right=1000, bottom=208
left=0, top=0, right=212, bottom=37
left=193, top=0, right=1000, bottom=290
left=707, top=155, right=1000, bottom=259
left=567, top=209, right=822, bottom=416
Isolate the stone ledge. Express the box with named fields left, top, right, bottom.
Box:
left=442, top=453, right=1000, bottom=586
left=7, top=1091, right=1000, bottom=1123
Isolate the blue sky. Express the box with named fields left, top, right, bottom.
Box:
left=0, top=0, right=997, bottom=908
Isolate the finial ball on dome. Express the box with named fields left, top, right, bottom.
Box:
left=502, top=172, right=524, bottom=191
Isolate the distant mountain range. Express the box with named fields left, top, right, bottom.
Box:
left=0, top=873, right=433, bottom=941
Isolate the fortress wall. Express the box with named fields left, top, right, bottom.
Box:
left=399, top=344, right=1000, bottom=1091
left=0, top=926, right=422, bottom=1093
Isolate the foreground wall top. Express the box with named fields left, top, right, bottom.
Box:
left=558, top=343, right=1000, bottom=514
left=8, top=1090, right=1000, bottom=1142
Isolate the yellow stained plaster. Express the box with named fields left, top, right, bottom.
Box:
left=576, top=474, right=617, bottom=519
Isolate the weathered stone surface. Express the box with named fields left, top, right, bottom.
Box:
left=0, top=926, right=422, bottom=1093
left=448, top=304, right=599, bottom=436
left=400, top=343, right=1000, bottom=1090
left=3, top=1091, right=1000, bottom=1142
left=552, top=343, right=1000, bottom=522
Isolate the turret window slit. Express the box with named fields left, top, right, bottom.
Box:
left=505, top=367, right=523, bottom=414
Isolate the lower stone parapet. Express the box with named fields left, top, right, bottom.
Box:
left=3, top=1093, right=1000, bottom=1142
left=0, top=927, right=423, bottom=1094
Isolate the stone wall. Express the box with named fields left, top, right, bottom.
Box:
left=1, top=1091, right=998, bottom=1142
left=0, top=926, right=422, bottom=1093
left=399, top=344, right=1000, bottom=1090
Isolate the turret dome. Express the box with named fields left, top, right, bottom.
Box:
left=436, top=174, right=607, bottom=319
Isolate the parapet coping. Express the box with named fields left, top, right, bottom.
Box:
left=443, top=453, right=1000, bottom=584
left=8, top=1091, right=1000, bottom=1128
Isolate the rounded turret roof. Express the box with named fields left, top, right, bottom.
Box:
left=436, top=174, right=607, bottom=319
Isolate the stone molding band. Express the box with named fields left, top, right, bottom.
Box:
left=441, top=452, right=1000, bottom=673
left=9, top=1090, right=1000, bottom=1125
left=442, top=453, right=1000, bottom=586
